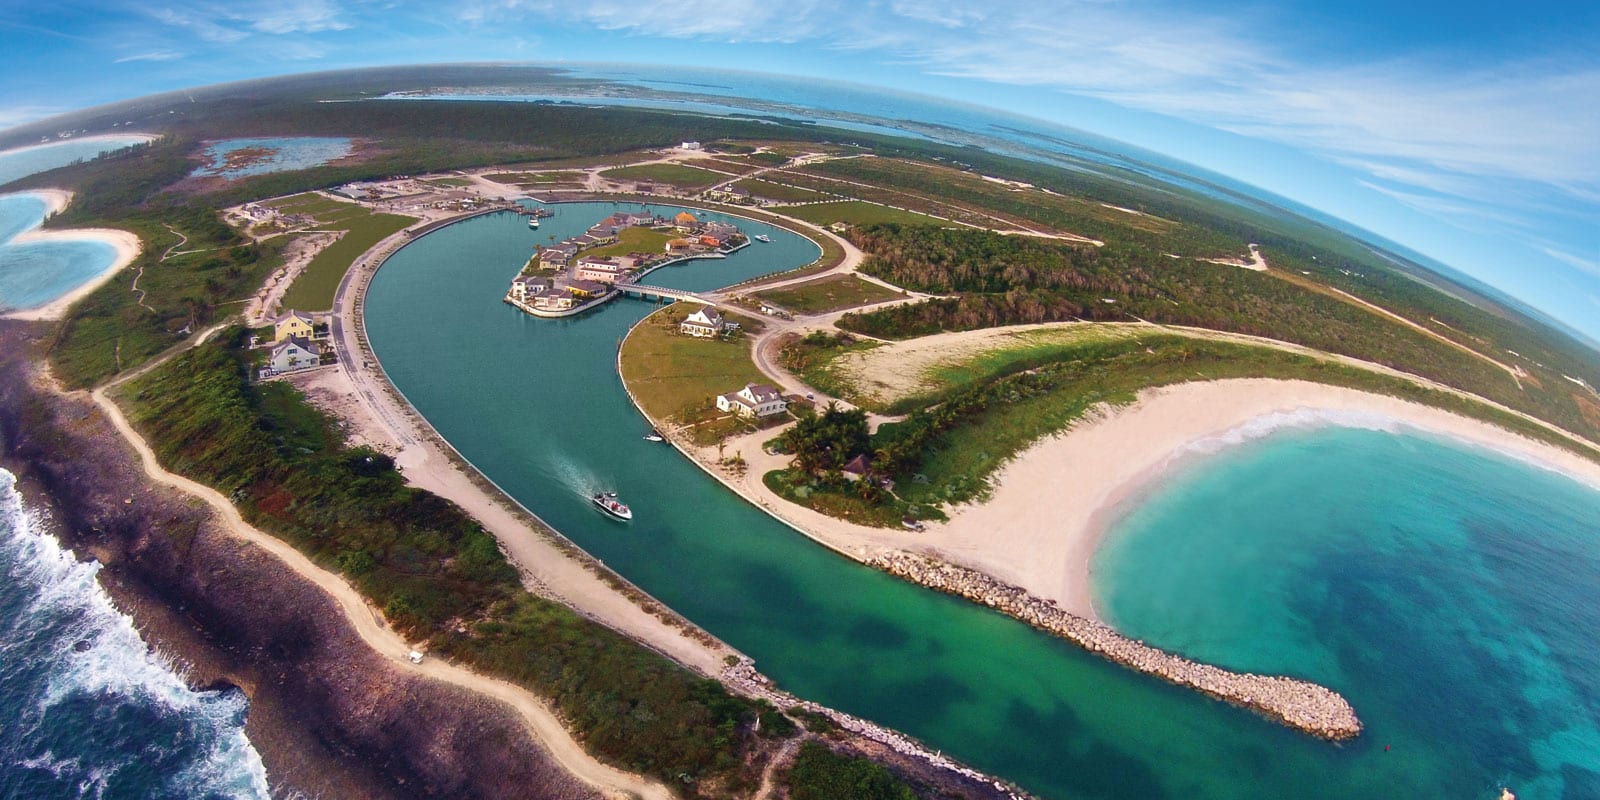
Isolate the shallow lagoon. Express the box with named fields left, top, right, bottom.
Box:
left=197, top=137, right=353, bottom=178
left=0, top=193, right=117, bottom=313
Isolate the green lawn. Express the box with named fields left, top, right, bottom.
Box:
left=769, top=200, right=947, bottom=228
left=580, top=226, right=677, bottom=260
left=484, top=172, right=579, bottom=185
left=754, top=274, right=903, bottom=314
left=424, top=177, right=474, bottom=188
left=280, top=209, right=415, bottom=311
left=619, top=305, right=769, bottom=422
left=734, top=178, right=827, bottom=203
left=599, top=163, right=727, bottom=189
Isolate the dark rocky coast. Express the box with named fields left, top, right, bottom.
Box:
left=0, top=320, right=597, bottom=800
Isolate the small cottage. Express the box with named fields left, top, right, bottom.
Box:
left=717, top=383, right=788, bottom=418
left=679, top=307, right=726, bottom=338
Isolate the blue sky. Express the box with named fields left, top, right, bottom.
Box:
left=2, top=0, right=1597, bottom=340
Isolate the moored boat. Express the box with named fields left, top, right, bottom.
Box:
left=591, top=491, right=633, bottom=521
left=643, top=430, right=665, bottom=442
left=754, top=234, right=771, bottom=242
left=528, top=217, right=540, bottom=229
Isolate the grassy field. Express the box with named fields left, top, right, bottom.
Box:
left=770, top=200, right=948, bottom=228
left=280, top=206, right=415, bottom=311
left=620, top=305, right=770, bottom=422
left=754, top=274, right=903, bottom=314
left=733, top=178, right=828, bottom=203
left=580, top=226, right=677, bottom=260
left=484, top=171, right=580, bottom=185
left=423, top=176, right=473, bottom=188
left=599, top=163, right=727, bottom=189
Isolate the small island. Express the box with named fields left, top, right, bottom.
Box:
left=505, top=208, right=748, bottom=317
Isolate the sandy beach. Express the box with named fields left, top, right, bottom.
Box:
left=1, top=188, right=143, bottom=321
left=935, top=378, right=1600, bottom=619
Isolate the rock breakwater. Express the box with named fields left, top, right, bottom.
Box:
left=867, top=552, right=1363, bottom=741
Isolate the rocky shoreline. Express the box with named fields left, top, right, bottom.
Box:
left=0, top=321, right=597, bottom=800
left=868, top=552, right=1363, bottom=741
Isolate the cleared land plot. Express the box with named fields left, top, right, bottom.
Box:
left=599, top=164, right=725, bottom=189
left=733, top=178, right=828, bottom=203
left=424, top=177, right=474, bottom=188
left=805, top=158, right=1180, bottom=236
left=697, top=158, right=763, bottom=174
left=620, top=305, right=769, bottom=421
left=754, top=274, right=903, bottom=314
left=280, top=209, right=414, bottom=311
left=485, top=172, right=583, bottom=185
left=581, top=227, right=677, bottom=260
left=771, top=201, right=949, bottom=228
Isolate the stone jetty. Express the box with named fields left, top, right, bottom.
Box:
left=867, top=552, right=1363, bottom=741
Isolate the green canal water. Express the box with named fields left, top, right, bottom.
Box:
left=364, top=204, right=1457, bottom=800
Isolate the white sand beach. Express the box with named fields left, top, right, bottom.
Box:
left=933, top=378, right=1600, bottom=619
left=1, top=188, right=143, bottom=321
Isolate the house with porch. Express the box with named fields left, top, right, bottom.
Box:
left=717, top=383, right=788, bottom=418
left=679, top=307, right=726, bottom=338
left=269, top=336, right=322, bottom=373
left=509, top=275, right=552, bottom=302
left=575, top=257, right=628, bottom=284
left=273, top=310, right=318, bottom=343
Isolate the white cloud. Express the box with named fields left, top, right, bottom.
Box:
left=1541, top=246, right=1600, bottom=278
left=0, top=104, right=66, bottom=130
left=485, top=0, right=1598, bottom=215
left=114, top=50, right=184, bottom=63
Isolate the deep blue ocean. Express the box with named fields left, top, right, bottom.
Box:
left=0, top=470, right=270, bottom=799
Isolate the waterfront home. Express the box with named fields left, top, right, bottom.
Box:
left=673, top=211, right=699, bottom=231
left=666, top=238, right=699, bottom=253
left=568, top=280, right=609, bottom=299
left=509, top=275, right=552, bottom=302
left=269, top=336, right=321, bottom=373
left=680, top=307, right=726, bottom=338
left=273, top=310, right=317, bottom=343
left=841, top=453, right=872, bottom=482
left=717, top=383, right=788, bottom=418
left=575, top=257, right=628, bottom=284
left=533, top=293, right=576, bottom=311
left=704, top=221, right=739, bottom=238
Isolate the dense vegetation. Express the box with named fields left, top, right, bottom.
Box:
left=17, top=138, right=288, bottom=387
left=838, top=224, right=1600, bottom=441
left=786, top=742, right=917, bottom=800
left=120, top=334, right=787, bottom=796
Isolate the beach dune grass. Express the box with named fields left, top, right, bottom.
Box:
left=768, top=200, right=948, bottom=228
left=620, top=304, right=769, bottom=423
left=754, top=274, right=903, bottom=315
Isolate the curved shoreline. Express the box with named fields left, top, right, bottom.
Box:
left=0, top=188, right=142, bottom=321
left=346, top=205, right=1034, bottom=794
left=614, top=312, right=1364, bottom=738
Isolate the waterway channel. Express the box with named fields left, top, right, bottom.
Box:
left=363, top=204, right=1432, bottom=800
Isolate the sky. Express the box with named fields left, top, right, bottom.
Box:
left=1, top=0, right=1597, bottom=340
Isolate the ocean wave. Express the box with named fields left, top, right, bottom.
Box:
left=0, top=469, right=271, bottom=799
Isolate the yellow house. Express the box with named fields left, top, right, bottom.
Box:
left=274, top=310, right=316, bottom=343
left=673, top=211, right=698, bottom=232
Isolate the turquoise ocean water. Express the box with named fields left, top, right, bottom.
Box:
left=364, top=205, right=1600, bottom=799
left=0, top=193, right=117, bottom=313
left=1095, top=422, right=1600, bottom=799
